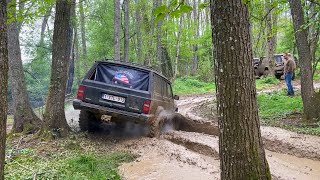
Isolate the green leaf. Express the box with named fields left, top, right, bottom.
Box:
left=170, top=9, right=181, bottom=18
left=154, top=13, right=165, bottom=23
left=153, top=5, right=167, bottom=16
left=199, top=3, right=209, bottom=9
left=179, top=5, right=193, bottom=13
left=170, top=0, right=178, bottom=7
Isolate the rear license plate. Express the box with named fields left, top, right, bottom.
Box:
left=102, top=94, right=125, bottom=103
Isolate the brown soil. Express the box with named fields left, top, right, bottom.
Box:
left=61, top=89, right=320, bottom=179
left=6, top=80, right=320, bottom=179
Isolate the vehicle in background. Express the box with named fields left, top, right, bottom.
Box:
left=253, top=54, right=297, bottom=80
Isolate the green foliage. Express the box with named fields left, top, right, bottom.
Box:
left=256, top=76, right=280, bottom=90
left=314, top=73, right=320, bottom=80
left=173, top=77, right=215, bottom=95
left=5, top=137, right=136, bottom=179
left=258, top=91, right=303, bottom=121
left=258, top=91, right=320, bottom=135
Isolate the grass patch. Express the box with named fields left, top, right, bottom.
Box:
left=5, top=134, right=136, bottom=179
left=256, top=76, right=280, bottom=90
left=258, top=91, right=320, bottom=136
left=7, top=115, right=13, bottom=126
left=258, top=91, right=303, bottom=122
left=173, top=77, right=215, bottom=96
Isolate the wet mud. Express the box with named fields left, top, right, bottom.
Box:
left=63, top=83, right=320, bottom=180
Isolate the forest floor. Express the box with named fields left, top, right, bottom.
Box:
left=6, top=80, right=320, bottom=179
left=63, top=80, right=320, bottom=180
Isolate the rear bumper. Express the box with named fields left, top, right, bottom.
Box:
left=73, top=99, right=153, bottom=123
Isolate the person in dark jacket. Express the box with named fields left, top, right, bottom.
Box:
left=283, top=53, right=296, bottom=96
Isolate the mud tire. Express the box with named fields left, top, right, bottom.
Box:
left=275, top=74, right=281, bottom=79
left=149, top=116, right=165, bottom=138
left=148, top=107, right=165, bottom=138
left=79, top=110, right=101, bottom=132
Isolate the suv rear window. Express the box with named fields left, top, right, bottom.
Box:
left=274, top=56, right=283, bottom=64
left=90, top=63, right=149, bottom=91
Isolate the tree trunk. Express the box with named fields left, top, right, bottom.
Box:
left=191, top=0, right=199, bottom=75
left=7, top=0, right=41, bottom=133
left=123, top=0, right=129, bottom=62
left=210, top=0, right=271, bottom=179
left=79, top=0, right=87, bottom=68
left=174, top=15, right=183, bottom=79
left=308, top=3, right=320, bottom=76
left=160, top=46, right=173, bottom=80
left=266, top=0, right=275, bottom=75
left=156, top=0, right=163, bottom=70
left=66, top=0, right=76, bottom=95
left=135, top=0, right=142, bottom=63
left=39, top=6, right=52, bottom=49
left=0, top=0, right=8, bottom=178
left=41, top=0, right=72, bottom=138
left=289, top=0, right=320, bottom=121
left=144, top=0, right=156, bottom=65
left=114, top=0, right=121, bottom=61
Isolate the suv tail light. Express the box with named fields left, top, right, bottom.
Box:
left=77, top=86, right=86, bottom=100
left=142, top=99, right=151, bottom=114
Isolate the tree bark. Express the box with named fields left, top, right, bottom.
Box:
left=7, top=0, right=41, bottom=133
left=123, top=0, right=129, bottom=62
left=308, top=3, right=320, bottom=76
left=156, top=0, right=163, bottom=70
left=289, top=0, right=320, bottom=121
left=144, top=0, right=156, bottom=65
left=135, top=0, right=142, bottom=63
left=66, top=0, right=76, bottom=95
left=41, top=0, right=72, bottom=138
left=266, top=0, right=275, bottom=75
left=210, top=0, right=271, bottom=179
left=191, top=0, right=199, bottom=75
left=39, top=6, right=52, bottom=49
left=114, top=0, right=121, bottom=61
left=174, top=15, right=183, bottom=79
left=0, top=0, right=8, bottom=178
left=79, top=0, right=87, bottom=67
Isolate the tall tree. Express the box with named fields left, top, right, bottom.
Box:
left=123, top=0, right=129, bottom=62
left=156, top=0, right=163, bottom=68
left=265, top=0, right=276, bottom=75
left=289, top=0, right=320, bottom=121
left=79, top=0, right=87, bottom=66
left=7, top=0, right=41, bottom=133
left=0, top=0, right=8, bottom=178
left=191, top=0, right=199, bottom=75
left=66, top=0, right=76, bottom=94
left=135, top=0, right=142, bottom=63
left=114, top=0, right=121, bottom=61
left=210, top=0, right=271, bottom=179
left=39, top=6, right=52, bottom=52
left=174, top=15, right=183, bottom=79
left=41, top=0, right=72, bottom=138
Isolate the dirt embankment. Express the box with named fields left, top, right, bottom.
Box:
left=63, top=81, right=320, bottom=180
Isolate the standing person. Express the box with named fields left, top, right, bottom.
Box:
left=283, top=52, right=296, bottom=96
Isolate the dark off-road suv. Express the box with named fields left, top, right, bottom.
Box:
left=253, top=54, right=297, bottom=80
left=73, top=60, right=179, bottom=137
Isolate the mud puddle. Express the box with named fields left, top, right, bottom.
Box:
left=119, top=152, right=218, bottom=180
left=164, top=130, right=320, bottom=180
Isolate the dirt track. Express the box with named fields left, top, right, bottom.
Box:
left=64, top=81, right=320, bottom=180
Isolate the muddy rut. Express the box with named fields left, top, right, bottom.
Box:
left=64, top=82, right=320, bottom=180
